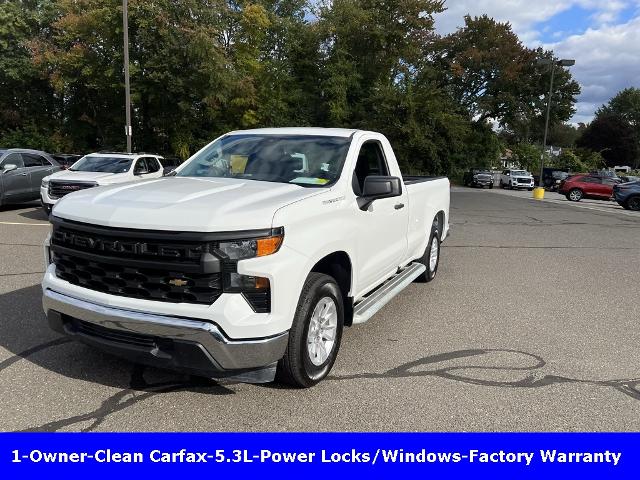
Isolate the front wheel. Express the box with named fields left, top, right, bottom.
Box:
left=276, top=273, right=344, bottom=388
left=415, top=225, right=441, bottom=283
left=626, top=196, right=640, bottom=211
left=567, top=188, right=583, bottom=202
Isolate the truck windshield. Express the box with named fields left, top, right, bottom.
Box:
left=512, top=170, right=528, bottom=176
left=70, top=156, right=133, bottom=173
left=176, top=134, right=351, bottom=187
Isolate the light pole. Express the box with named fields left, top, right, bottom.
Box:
left=122, top=0, right=132, bottom=153
left=537, top=58, right=575, bottom=188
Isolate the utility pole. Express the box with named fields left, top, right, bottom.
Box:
left=540, top=64, right=556, bottom=187
left=122, top=0, right=132, bottom=153
left=537, top=58, right=575, bottom=188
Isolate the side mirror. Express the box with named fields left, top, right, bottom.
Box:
left=359, top=175, right=402, bottom=210
left=2, top=164, right=17, bottom=174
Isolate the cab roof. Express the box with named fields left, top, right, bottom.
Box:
left=226, top=127, right=359, bottom=137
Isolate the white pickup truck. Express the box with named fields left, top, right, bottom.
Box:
left=42, top=128, right=450, bottom=387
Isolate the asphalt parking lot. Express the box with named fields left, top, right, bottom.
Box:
left=1, top=190, right=639, bottom=432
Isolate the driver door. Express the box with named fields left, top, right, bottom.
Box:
left=0, top=153, right=31, bottom=201
left=352, top=140, right=409, bottom=294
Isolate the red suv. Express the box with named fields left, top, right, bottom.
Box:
left=558, top=175, right=619, bottom=202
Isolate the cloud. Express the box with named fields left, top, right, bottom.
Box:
left=546, top=15, right=640, bottom=123
left=435, top=0, right=640, bottom=123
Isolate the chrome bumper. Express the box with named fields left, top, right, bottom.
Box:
left=43, top=289, right=288, bottom=376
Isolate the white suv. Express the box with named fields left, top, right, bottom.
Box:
left=41, top=152, right=164, bottom=214
left=499, top=169, right=534, bottom=190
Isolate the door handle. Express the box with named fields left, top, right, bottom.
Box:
left=20, top=172, right=28, bottom=176
left=394, top=203, right=405, bottom=210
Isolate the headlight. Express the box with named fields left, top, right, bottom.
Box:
left=41, top=178, right=50, bottom=188
left=217, top=229, right=284, bottom=260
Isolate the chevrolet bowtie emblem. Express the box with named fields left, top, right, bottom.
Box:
left=168, top=278, right=188, bottom=287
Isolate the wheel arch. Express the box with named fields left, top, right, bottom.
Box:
left=309, top=251, right=354, bottom=326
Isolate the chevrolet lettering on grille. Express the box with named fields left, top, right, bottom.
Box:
left=52, top=230, right=205, bottom=260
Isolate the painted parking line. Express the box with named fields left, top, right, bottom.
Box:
left=0, top=221, right=49, bottom=226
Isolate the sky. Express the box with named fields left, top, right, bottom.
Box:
left=434, top=0, right=640, bottom=125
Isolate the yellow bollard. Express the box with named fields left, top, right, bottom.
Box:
left=532, top=187, right=545, bottom=200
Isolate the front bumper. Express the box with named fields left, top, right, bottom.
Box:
left=471, top=180, right=493, bottom=187
left=40, top=186, right=58, bottom=207
left=43, top=289, right=288, bottom=379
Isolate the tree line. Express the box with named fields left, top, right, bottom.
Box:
left=3, top=0, right=634, bottom=176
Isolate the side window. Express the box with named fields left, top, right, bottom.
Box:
left=583, top=177, right=600, bottom=184
left=146, top=157, right=160, bottom=173
left=0, top=153, right=25, bottom=169
left=23, top=154, right=44, bottom=167
left=134, top=158, right=148, bottom=174
left=503, top=170, right=509, bottom=176
left=352, top=141, right=389, bottom=195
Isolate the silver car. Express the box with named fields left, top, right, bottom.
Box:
left=0, top=149, right=61, bottom=207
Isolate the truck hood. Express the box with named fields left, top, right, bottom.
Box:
left=47, top=170, right=131, bottom=184
left=52, top=177, right=322, bottom=231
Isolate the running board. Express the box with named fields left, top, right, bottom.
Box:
left=352, top=262, right=426, bottom=325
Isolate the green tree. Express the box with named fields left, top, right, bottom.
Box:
left=435, top=16, right=580, bottom=137
left=0, top=0, right=60, bottom=147
left=510, top=143, right=541, bottom=172
left=595, top=87, right=640, bottom=167
left=576, top=114, right=638, bottom=168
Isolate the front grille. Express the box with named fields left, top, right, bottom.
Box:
left=49, top=181, right=97, bottom=199
left=50, top=217, right=273, bottom=311
left=517, top=178, right=531, bottom=183
left=52, top=225, right=208, bottom=264
left=53, top=251, right=222, bottom=304
left=68, top=317, right=156, bottom=348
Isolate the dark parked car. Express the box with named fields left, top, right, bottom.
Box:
left=540, top=168, right=569, bottom=190
left=463, top=169, right=494, bottom=188
left=0, top=149, right=61, bottom=207
left=558, top=174, right=619, bottom=202
left=613, top=180, right=640, bottom=211
left=161, top=155, right=181, bottom=175
left=51, top=154, right=83, bottom=170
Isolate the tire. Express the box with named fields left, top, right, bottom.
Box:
left=626, top=196, right=640, bottom=211
left=527, top=187, right=533, bottom=191
left=415, top=225, right=441, bottom=283
left=500, top=181, right=504, bottom=189
left=489, top=184, right=493, bottom=189
left=275, top=273, right=344, bottom=388
left=567, top=188, right=583, bottom=202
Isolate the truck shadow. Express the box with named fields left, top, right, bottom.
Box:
left=0, top=285, right=234, bottom=431
left=2, top=285, right=638, bottom=431
left=328, top=348, right=640, bottom=402
left=18, top=207, right=49, bottom=222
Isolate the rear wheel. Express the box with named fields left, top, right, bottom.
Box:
left=415, top=225, right=440, bottom=283
left=627, top=196, right=640, bottom=211
left=567, top=188, right=583, bottom=202
left=276, top=273, right=344, bottom=388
